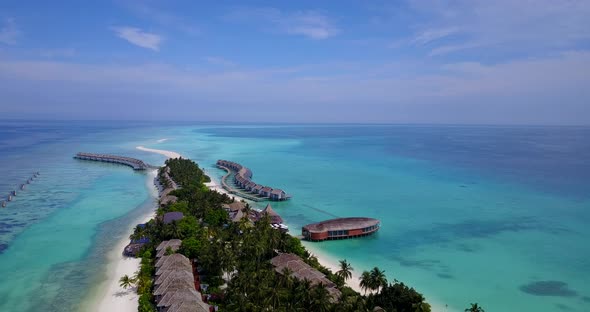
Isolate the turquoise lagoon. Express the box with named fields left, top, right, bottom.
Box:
left=0, top=121, right=589, bottom=311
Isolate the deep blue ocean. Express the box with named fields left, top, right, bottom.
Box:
left=0, top=121, right=588, bottom=311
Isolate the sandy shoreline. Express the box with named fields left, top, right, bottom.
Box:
left=92, top=144, right=181, bottom=312
left=94, top=144, right=450, bottom=311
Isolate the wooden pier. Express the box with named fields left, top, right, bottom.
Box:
left=74, top=152, right=154, bottom=170
left=2, top=172, right=39, bottom=208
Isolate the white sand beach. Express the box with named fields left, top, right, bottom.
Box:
left=92, top=169, right=159, bottom=312
left=303, top=242, right=453, bottom=312
left=136, top=146, right=182, bottom=159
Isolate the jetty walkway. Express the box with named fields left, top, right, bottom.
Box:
left=2, top=171, right=40, bottom=208
left=74, top=152, right=157, bottom=170
left=216, top=160, right=291, bottom=201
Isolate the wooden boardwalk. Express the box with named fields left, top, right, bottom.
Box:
left=218, top=165, right=263, bottom=201
left=74, top=152, right=156, bottom=170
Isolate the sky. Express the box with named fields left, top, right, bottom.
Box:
left=0, top=0, right=589, bottom=124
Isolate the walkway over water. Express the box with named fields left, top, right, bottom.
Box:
left=74, top=152, right=157, bottom=170
left=217, top=160, right=291, bottom=201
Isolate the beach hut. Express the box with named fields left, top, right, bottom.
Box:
left=222, top=201, right=246, bottom=212
left=156, top=239, right=183, bottom=259
left=270, top=253, right=341, bottom=301
left=261, top=204, right=283, bottom=224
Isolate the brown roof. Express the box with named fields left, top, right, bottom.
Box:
left=156, top=239, right=182, bottom=258
left=253, top=184, right=264, bottom=190
left=271, top=189, right=285, bottom=195
left=156, top=254, right=192, bottom=271
left=155, top=269, right=194, bottom=286
left=303, top=217, right=380, bottom=233
left=261, top=186, right=273, bottom=192
left=261, top=204, right=283, bottom=224
left=222, top=201, right=246, bottom=212
left=270, top=253, right=341, bottom=300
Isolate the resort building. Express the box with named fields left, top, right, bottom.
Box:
left=216, top=159, right=291, bottom=201
left=270, top=189, right=287, bottom=201
left=271, top=253, right=341, bottom=300
left=259, top=204, right=283, bottom=224
left=156, top=239, right=182, bottom=259
left=302, top=217, right=381, bottom=241
left=163, top=212, right=184, bottom=224
left=153, top=250, right=210, bottom=312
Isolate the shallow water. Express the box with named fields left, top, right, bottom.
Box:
left=0, top=122, right=589, bottom=311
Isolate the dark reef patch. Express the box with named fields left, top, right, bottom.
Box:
left=437, top=273, right=453, bottom=279
left=0, top=243, right=7, bottom=254
left=555, top=303, right=573, bottom=311
left=581, top=296, right=590, bottom=302
left=520, top=281, right=578, bottom=297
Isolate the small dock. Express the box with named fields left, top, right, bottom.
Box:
left=74, top=152, right=155, bottom=170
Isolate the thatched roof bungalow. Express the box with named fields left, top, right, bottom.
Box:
left=156, top=239, right=183, bottom=259
left=260, top=204, right=283, bottom=224
left=270, top=253, right=341, bottom=300
left=260, top=186, right=273, bottom=197
left=222, top=201, right=246, bottom=212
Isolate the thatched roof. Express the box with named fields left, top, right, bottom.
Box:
left=271, top=189, right=285, bottom=195
left=153, top=277, right=195, bottom=296
left=261, top=204, right=283, bottom=224
left=230, top=209, right=244, bottom=222
left=222, top=201, right=246, bottom=212
left=157, top=288, right=205, bottom=309
left=156, top=239, right=183, bottom=258
left=156, top=254, right=192, bottom=271
left=270, top=253, right=341, bottom=300
left=155, top=269, right=194, bottom=286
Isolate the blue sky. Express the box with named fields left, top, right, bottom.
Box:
left=0, top=0, right=589, bottom=124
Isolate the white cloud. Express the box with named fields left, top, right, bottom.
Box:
left=407, top=0, right=590, bottom=56
left=0, top=51, right=588, bottom=123
left=413, top=27, right=460, bottom=45
left=111, top=26, right=163, bottom=51
left=0, top=18, right=20, bottom=45
left=225, top=8, right=338, bottom=39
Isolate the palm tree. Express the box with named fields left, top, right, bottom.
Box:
left=465, top=303, right=485, bottom=312
left=119, top=274, right=136, bottom=289
left=359, top=271, right=371, bottom=295
left=369, top=267, right=388, bottom=293
left=311, top=283, right=331, bottom=312
left=413, top=302, right=432, bottom=312
left=336, top=259, right=353, bottom=283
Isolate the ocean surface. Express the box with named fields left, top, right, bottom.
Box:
left=0, top=121, right=589, bottom=312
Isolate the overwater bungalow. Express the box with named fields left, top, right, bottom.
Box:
left=271, top=253, right=341, bottom=300
left=302, top=217, right=380, bottom=241
left=260, top=186, right=273, bottom=197
left=252, top=184, right=263, bottom=194
left=217, top=159, right=291, bottom=201
left=270, top=189, right=287, bottom=201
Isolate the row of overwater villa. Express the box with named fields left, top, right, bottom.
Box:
left=2, top=171, right=40, bottom=208
left=74, top=152, right=151, bottom=170
left=216, top=160, right=291, bottom=201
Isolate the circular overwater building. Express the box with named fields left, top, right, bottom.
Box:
left=302, top=217, right=380, bottom=241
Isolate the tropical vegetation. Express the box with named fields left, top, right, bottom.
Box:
left=123, top=157, right=481, bottom=311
